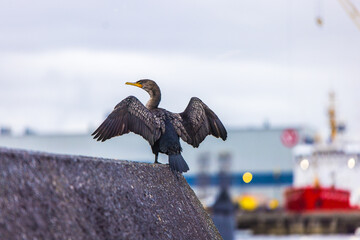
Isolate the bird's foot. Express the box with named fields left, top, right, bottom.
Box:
left=154, top=161, right=162, bottom=164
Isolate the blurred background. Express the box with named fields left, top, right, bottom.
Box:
left=1, top=0, right=360, bottom=239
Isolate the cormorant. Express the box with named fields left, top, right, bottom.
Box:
left=92, top=79, right=227, bottom=173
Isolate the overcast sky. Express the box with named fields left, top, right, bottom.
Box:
left=1, top=0, right=359, bottom=139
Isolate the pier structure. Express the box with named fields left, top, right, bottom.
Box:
left=237, top=210, right=360, bottom=234
left=0, top=147, right=221, bottom=240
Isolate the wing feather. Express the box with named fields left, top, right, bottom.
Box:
left=92, top=96, right=161, bottom=145
left=178, top=97, right=227, bottom=147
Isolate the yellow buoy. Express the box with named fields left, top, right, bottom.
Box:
left=268, top=199, right=279, bottom=210
left=238, top=195, right=257, bottom=211
left=243, top=172, right=252, bottom=183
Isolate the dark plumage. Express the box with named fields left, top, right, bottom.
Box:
left=92, top=79, right=227, bottom=173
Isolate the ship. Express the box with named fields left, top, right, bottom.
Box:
left=285, top=92, right=360, bottom=212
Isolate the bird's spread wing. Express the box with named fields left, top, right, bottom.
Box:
left=177, top=97, right=227, bottom=147
left=92, top=96, right=161, bottom=145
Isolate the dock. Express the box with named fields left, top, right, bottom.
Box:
left=237, top=210, right=360, bottom=235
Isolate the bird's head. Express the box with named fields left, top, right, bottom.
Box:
left=125, top=79, right=160, bottom=95
left=126, top=79, right=161, bottom=109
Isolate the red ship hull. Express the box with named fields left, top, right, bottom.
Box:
left=285, top=186, right=355, bottom=212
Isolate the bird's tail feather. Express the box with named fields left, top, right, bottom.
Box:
left=169, top=154, right=189, bottom=173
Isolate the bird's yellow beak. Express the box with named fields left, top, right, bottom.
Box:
left=126, top=82, right=143, bottom=88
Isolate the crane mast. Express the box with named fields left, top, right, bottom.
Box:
left=338, top=0, right=360, bottom=31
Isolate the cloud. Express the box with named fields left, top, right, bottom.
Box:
left=1, top=48, right=359, bottom=137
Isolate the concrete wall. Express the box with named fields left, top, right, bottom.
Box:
left=0, top=147, right=221, bottom=240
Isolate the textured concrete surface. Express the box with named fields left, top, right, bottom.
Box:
left=0, top=147, right=221, bottom=240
